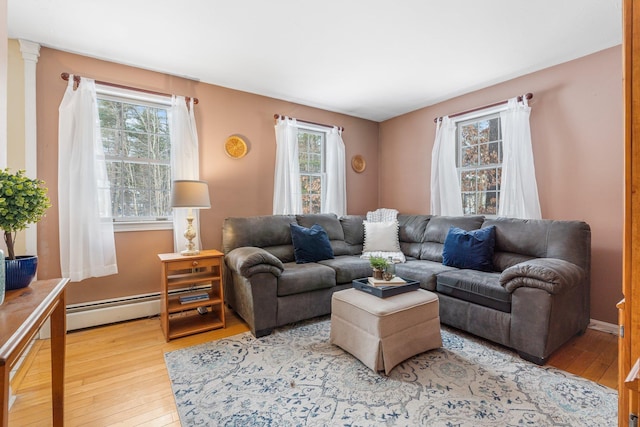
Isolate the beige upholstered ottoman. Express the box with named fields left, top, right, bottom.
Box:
left=330, top=288, right=442, bottom=374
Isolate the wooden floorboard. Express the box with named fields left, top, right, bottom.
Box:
left=8, top=307, right=618, bottom=426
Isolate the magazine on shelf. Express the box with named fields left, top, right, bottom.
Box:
left=179, top=291, right=209, bottom=304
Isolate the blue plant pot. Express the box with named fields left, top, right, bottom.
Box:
left=6, top=255, right=38, bottom=290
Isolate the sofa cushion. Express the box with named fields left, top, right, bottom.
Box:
left=297, top=213, right=353, bottom=257
left=290, top=223, right=334, bottom=264
left=223, top=215, right=295, bottom=252
left=223, top=215, right=297, bottom=263
left=482, top=217, right=591, bottom=270
left=318, top=255, right=373, bottom=285
left=436, top=269, right=511, bottom=313
left=340, top=215, right=365, bottom=245
left=339, top=215, right=365, bottom=255
left=420, top=215, right=484, bottom=262
left=398, top=215, right=430, bottom=259
left=296, top=213, right=345, bottom=240
left=362, top=220, right=406, bottom=263
left=442, top=226, right=496, bottom=272
left=277, top=262, right=336, bottom=296
left=363, top=220, right=401, bottom=252
left=393, top=259, right=457, bottom=291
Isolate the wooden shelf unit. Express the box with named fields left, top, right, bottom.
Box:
left=158, top=249, right=225, bottom=341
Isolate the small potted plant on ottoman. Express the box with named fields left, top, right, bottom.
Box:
left=0, top=169, right=51, bottom=290
left=369, top=256, right=388, bottom=280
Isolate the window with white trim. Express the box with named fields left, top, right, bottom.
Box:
left=297, top=126, right=327, bottom=214
left=456, top=113, right=502, bottom=215
left=97, top=87, right=172, bottom=225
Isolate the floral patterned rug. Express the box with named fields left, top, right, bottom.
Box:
left=164, top=317, right=617, bottom=426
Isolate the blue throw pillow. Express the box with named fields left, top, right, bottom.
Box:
left=290, top=223, right=335, bottom=264
left=442, top=225, right=496, bottom=272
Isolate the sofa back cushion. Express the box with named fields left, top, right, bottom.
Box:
left=222, top=215, right=296, bottom=262
left=297, top=213, right=353, bottom=256
left=420, top=216, right=484, bottom=262
left=482, top=217, right=591, bottom=272
left=340, top=215, right=365, bottom=255
left=397, top=215, right=431, bottom=259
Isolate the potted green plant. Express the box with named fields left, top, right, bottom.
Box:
left=369, top=256, right=388, bottom=280
left=0, top=169, right=51, bottom=290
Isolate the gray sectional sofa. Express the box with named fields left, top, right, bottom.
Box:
left=222, top=213, right=591, bottom=365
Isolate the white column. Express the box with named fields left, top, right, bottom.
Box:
left=19, top=40, right=40, bottom=256
left=0, top=0, right=7, bottom=169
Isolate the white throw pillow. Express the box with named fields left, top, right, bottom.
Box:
left=363, top=220, right=401, bottom=252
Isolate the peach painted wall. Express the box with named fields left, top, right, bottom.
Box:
left=379, top=46, right=624, bottom=324
left=35, top=47, right=379, bottom=305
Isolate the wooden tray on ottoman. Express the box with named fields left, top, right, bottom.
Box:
left=352, top=277, right=420, bottom=298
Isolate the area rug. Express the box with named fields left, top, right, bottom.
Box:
left=164, top=317, right=617, bottom=426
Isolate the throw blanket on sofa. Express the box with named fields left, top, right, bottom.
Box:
left=360, top=208, right=406, bottom=263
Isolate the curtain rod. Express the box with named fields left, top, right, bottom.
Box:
left=433, top=93, right=533, bottom=123
left=274, top=114, right=344, bottom=132
left=60, top=72, right=199, bottom=105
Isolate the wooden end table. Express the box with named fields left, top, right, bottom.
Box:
left=0, top=278, right=69, bottom=427
left=158, top=250, right=225, bottom=341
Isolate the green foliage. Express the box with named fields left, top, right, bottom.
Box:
left=369, top=256, right=388, bottom=270
left=0, top=169, right=51, bottom=259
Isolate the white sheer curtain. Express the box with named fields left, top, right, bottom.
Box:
left=170, top=96, right=202, bottom=252
left=430, top=116, right=463, bottom=215
left=58, top=75, right=118, bottom=282
left=273, top=117, right=302, bottom=214
left=323, top=126, right=346, bottom=216
left=498, top=97, right=541, bottom=219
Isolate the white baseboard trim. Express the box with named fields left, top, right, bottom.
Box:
left=66, top=299, right=161, bottom=332
left=38, top=292, right=165, bottom=339
left=52, top=286, right=210, bottom=335
left=588, top=318, right=618, bottom=336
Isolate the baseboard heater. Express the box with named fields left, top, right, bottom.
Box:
left=65, top=286, right=210, bottom=332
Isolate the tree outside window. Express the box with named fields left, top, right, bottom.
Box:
left=98, top=95, right=172, bottom=221
left=457, top=114, right=502, bottom=215
left=298, top=129, right=325, bottom=214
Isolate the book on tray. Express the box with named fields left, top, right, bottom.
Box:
left=179, top=291, right=209, bottom=304
left=368, top=276, right=407, bottom=287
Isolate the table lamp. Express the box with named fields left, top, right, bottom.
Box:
left=171, top=179, right=211, bottom=255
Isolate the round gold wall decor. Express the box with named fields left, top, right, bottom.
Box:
left=351, top=154, right=366, bottom=173
left=225, top=135, right=248, bottom=159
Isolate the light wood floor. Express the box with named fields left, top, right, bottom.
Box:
left=9, top=308, right=618, bottom=426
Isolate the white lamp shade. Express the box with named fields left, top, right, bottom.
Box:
left=171, top=180, right=211, bottom=209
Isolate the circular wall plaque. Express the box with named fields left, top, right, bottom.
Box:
left=225, top=135, right=248, bottom=159
left=351, top=154, right=366, bottom=173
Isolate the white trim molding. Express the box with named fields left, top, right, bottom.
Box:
left=19, top=39, right=40, bottom=257
left=0, top=0, right=7, bottom=169
left=588, top=318, right=618, bottom=336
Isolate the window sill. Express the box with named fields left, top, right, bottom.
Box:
left=114, top=221, right=173, bottom=233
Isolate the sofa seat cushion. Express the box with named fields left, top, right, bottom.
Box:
left=436, top=270, right=511, bottom=313
left=277, top=262, right=336, bottom=297
left=394, top=260, right=457, bottom=291
left=318, top=255, right=373, bottom=284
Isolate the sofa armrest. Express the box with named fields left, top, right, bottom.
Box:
left=499, top=258, right=585, bottom=294
left=226, top=247, right=284, bottom=278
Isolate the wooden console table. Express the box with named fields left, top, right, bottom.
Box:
left=0, top=278, right=69, bottom=427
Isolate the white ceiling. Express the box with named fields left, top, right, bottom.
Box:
left=8, top=0, right=622, bottom=122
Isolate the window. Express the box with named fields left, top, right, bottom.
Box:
left=457, top=114, right=502, bottom=215
left=297, top=127, right=326, bottom=214
left=97, top=88, right=172, bottom=224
